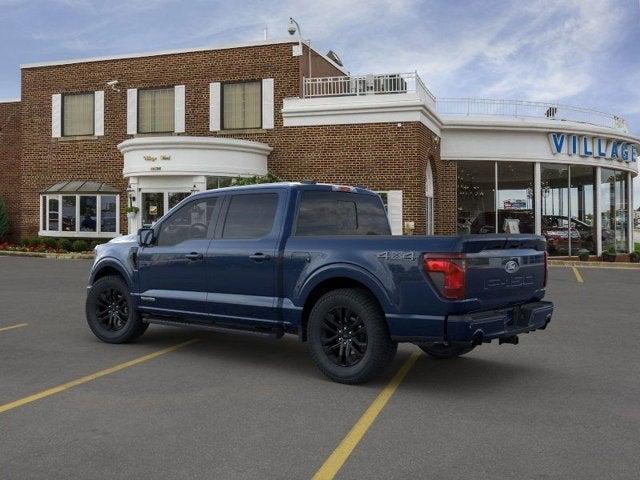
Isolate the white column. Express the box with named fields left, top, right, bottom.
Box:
left=595, top=167, right=602, bottom=256
left=126, top=89, right=138, bottom=135
left=628, top=171, right=633, bottom=253
left=127, top=177, right=140, bottom=234
left=534, top=162, right=541, bottom=236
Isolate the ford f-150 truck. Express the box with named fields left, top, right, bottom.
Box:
left=86, top=182, right=553, bottom=384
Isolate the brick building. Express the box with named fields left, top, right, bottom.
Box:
left=1, top=38, right=639, bottom=255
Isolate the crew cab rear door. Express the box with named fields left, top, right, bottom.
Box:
left=205, top=190, right=286, bottom=325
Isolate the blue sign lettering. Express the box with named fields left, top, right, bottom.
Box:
left=548, top=133, right=565, bottom=154
left=580, top=136, right=593, bottom=156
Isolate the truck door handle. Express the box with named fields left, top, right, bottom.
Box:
left=249, top=252, right=271, bottom=262
left=185, top=252, right=203, bottom=261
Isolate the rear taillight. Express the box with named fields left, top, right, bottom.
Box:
left=423, top=254, right=466, bottom=300
left=543, top=251, right=548, bottom=287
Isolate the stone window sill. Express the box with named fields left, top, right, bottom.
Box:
left=216, top=128, right=267, bottom=135
left=56, top=135, right=99, bottom=142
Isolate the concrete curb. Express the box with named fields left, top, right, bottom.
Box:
left=0, top=250, right=94, bottom=260
left=549, top=260, right=640, bottom=269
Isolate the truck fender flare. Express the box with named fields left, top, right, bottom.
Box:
left=296, top=263, right=397, bottom=313
left=90, top=258, right=134, bottom=290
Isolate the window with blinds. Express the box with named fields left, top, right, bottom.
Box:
left=63, top=93, right=94, bottom=136
left=138, top=88, right=175, bottom=133
left=222, top=81, right=261, bottom=130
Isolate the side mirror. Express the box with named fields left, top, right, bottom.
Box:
left=138, top=227, right=155, bottom=247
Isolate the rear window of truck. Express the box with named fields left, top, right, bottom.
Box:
left=295, top=191, right=391, bottom=236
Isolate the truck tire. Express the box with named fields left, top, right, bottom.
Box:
left=307, top=288, right=397, bottom=384
left=416, top=343, right=475, bottom=359
left=86, top=275, right=148, bottom=343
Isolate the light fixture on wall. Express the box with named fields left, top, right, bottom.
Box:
left=126, top=185, right=135, bottom=203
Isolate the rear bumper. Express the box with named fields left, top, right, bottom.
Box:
left=446, top=301, right=553, bottom=344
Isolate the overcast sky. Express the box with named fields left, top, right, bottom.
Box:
left=1, top=0, right=639, bottom=200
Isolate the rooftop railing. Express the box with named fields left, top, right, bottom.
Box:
left=302, top=72, right=436, bottom=107
left=302, top=74, right=628, bottom=132
left=436, top=97, right=628, bottom=132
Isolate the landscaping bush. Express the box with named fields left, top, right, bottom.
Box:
left=0, top=197, right=9, bottom=241
left=42, top=237, right=58, bottom=249
left=21, top=238, right=32, bottom=247
left=602, top=245, right=617, bottom=262
left=577, top=249, right=590, bottom=261
left=29, top=237, right=43, bottom=247
left=72, top=239, right=88, bottom=252
left=58, top=238, right=73, bottom=252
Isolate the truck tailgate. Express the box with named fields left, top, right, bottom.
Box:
left=457, top=235, right=547, bottom=311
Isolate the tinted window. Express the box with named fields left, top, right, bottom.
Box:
left=295, top=191, right=391, bottom=236
left=157, top=198, right=217, bottom=247
left=222, top=193, right=279, bottom=239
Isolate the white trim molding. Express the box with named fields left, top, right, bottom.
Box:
left=282, top=93, right=442, bottom=135
left=127, top=88, right=137, bottom=135
left=209, top=82, right=221, bottom=132
left=51, top=94, right=62, bottom=138
left=118, top=136, right=271, bottom=178
left=21, top=38, right=348, bottom=74
left=262, top=78, right=275, bottom=129
left=174, top=85, right=186, bottom=133
left=94, top=90, right=104, bottom=136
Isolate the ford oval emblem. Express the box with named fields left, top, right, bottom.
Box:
left=505, top=259, right=520, bottom=274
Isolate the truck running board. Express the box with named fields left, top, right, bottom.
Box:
left=143, top=317, right=285, bottom=339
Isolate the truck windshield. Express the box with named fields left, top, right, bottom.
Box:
left=295, top=191, right=391, bottom=236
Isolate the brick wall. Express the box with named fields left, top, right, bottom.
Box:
left=17, top=41, right=453, bottom=238
left=0, top=101, right=21, bottom=240
left=19, top=42, right=304, bottom=238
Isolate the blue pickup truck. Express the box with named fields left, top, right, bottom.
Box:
left=86, top=182, right=552, bottom=384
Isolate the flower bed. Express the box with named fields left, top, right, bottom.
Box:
left=0, top=237, right=106, bottom=254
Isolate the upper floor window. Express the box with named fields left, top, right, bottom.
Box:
left=138, top=87, right=175, bottom=133
left=63, top=92, right=94, bottom=136
left=223, top=81, right=261, bottom=130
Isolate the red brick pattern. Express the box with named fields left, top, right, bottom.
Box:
left=11, top=42, right=454, bottom=238
left=0, top=101, right=21, bottom=239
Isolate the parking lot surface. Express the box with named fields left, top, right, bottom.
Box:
left=1, top=257, right=639, bottom=479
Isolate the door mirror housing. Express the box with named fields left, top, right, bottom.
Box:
left=138, top=227, right=155, bottom=247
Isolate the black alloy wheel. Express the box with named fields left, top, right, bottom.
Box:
left=308, top=288, right=397, bottom=384
left=86, top=275, right=148, bottom=343
left=321, top=306, right=368, bottom=367
left=95, top=287, right=130, bottom=332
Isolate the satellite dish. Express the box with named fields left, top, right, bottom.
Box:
left=326, top=50, right=343, bottom=67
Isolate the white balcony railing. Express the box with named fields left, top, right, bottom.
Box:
left=303, top=72, right=436, bottom=107
left=302, top=74, right=628, bottom=132
left=436, top=98, right=628, bottom=132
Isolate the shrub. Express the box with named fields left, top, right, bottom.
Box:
left=29, top=237, right=43, bottom=247
left=577, top=249, right=590, bottom=261
left=231, top=172, right=281, bottom=186
left=0, top=197, right=9, bottom=241
left=21, top=238, right=32, bottom=247
left=42, top=237, right=58, bottom=249
left=72, top=239, right=88, bottom=252
left=58, top=238, right=73, bottom=252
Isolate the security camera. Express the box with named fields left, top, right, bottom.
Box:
left=287, top=18, right=297, bottom=35
left=106, top=80, right=120, bottom=92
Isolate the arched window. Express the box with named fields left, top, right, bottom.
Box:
left=426, top=162, right=435, bottom=235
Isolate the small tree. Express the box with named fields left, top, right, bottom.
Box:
left=231, top=172, right=281, bottom=186
left=0, top=197, right=9, bottom=241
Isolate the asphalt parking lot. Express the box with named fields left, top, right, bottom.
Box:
left=1, top=257, right=639, bottom=479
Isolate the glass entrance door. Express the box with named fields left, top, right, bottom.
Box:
left=142, top=192, right=165, bottom=226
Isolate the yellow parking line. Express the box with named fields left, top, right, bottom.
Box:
left=571, top=266, right=584, bottom=283
left=0, top=323, right=28, bottom=333
left=0, top=339, right=199, bottom=415
left=312, top=351, right=421, bottom=480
